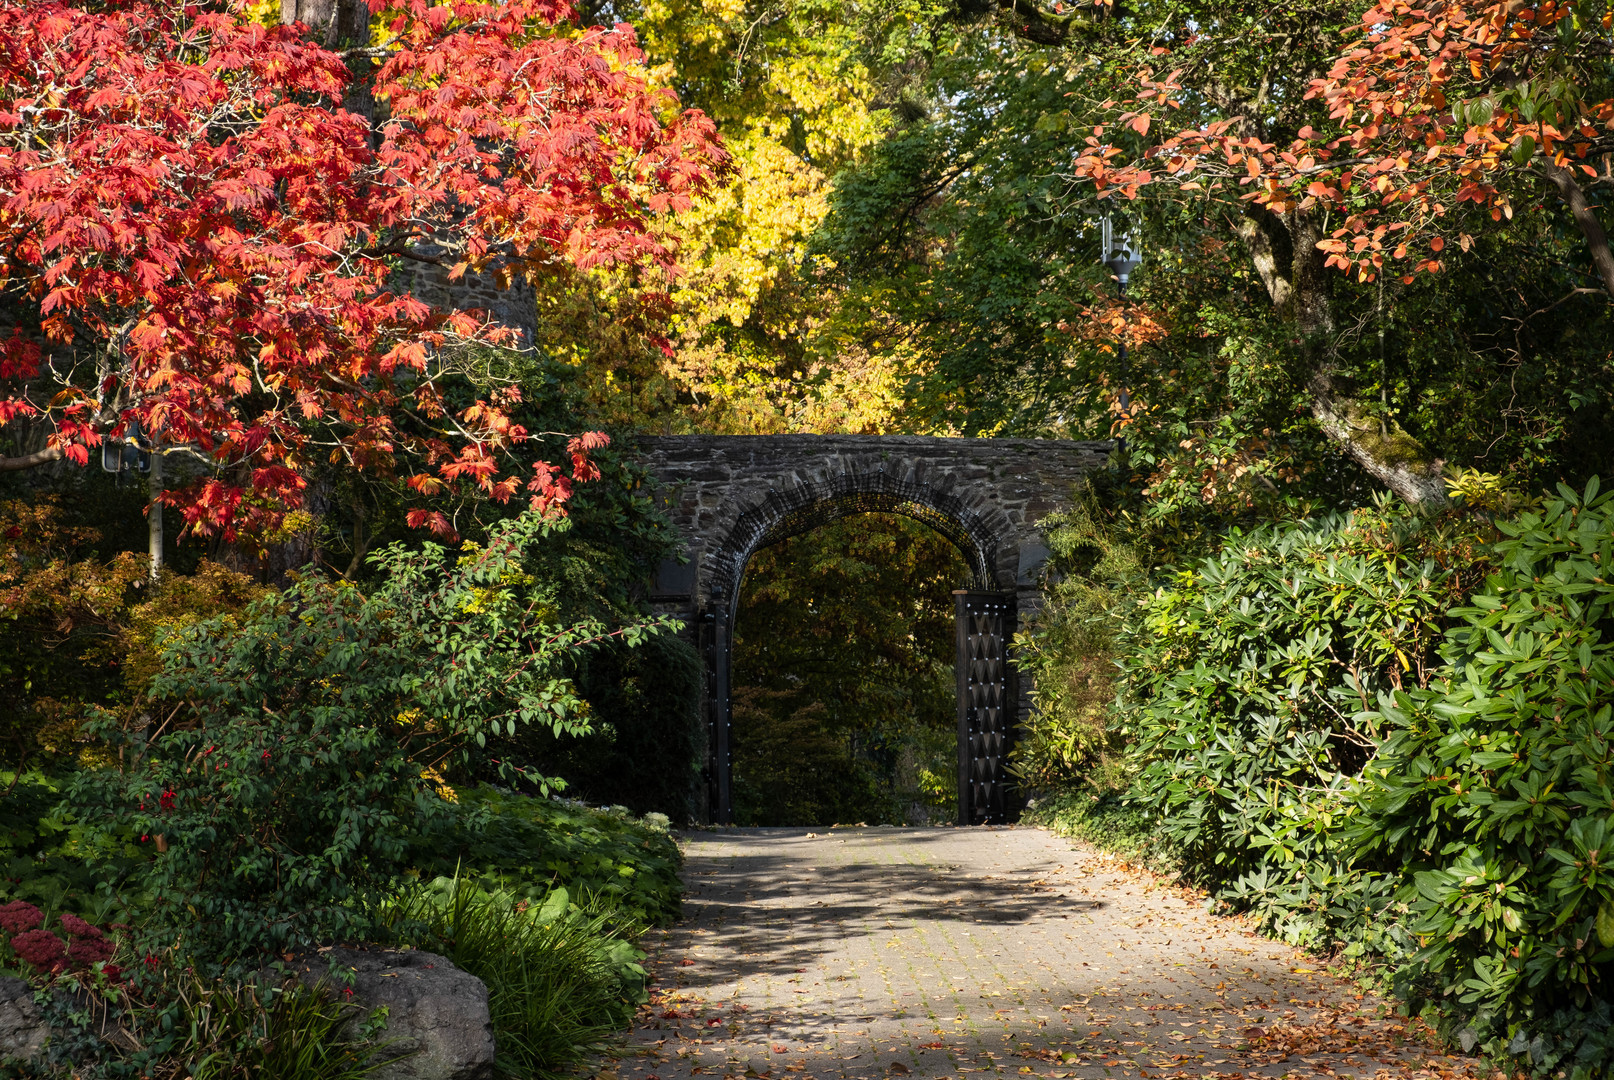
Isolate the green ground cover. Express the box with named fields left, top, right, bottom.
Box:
left=1, top=775, right=678, bottom=1079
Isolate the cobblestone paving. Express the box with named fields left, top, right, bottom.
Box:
left=615, top=827, right=1490, bottom=1080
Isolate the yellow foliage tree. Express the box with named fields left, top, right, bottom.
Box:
left=630, top=0, right=938, bottom=433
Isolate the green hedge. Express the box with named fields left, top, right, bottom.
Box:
left=1113, top=499, right=1491, bottom=916
left=1350, top=481, right=1614, bottom=1070
left=1102, top=482, right=1614, bottom=1076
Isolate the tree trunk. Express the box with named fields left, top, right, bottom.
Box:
left=1233, top=211, right=1449, bottom=510
left=148, top=443, right=164, bottom=581
left=281, top=0, right=370, bottom=49
left=1542, top=163, right=1614, bottom=301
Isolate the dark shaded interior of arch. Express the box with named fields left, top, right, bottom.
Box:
left=708, top=477, right=999, bottom=608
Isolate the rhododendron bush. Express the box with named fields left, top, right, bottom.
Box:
left=0, top=0, right=726, bottom=538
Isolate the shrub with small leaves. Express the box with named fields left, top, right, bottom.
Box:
left=69, top=509, right=670, bottom=970
left=1011, top=495, right=1143, bottom=791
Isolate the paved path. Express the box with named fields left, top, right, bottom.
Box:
left=614, top=827, right=1489, bottom=1080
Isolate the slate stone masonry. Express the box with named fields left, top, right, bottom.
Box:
left=638, top=435, right=1109, bottom=603
left=634, top=435, right=1113, bottom=822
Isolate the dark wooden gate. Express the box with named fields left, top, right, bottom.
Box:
left=954, top=590, right=1016, bottom=825
left=705, top=587, right=1017, bottom=826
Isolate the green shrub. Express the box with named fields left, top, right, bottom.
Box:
left=383, top=876, right=644, bottom=1079
left=1012, top=496, right=1144, bottom=791
left=0, top=785, right=675, bottom=1077
left=1, top=772, right=137, bottom=934
left=130, top=971, right=396, bottom=1080
left=67, top=511, right=666, bottom=969
left=1349, top=480, right=1614, bottom=1069
left=1024, top=788, right=1181, bottom=874
left=1112, top=499, right=1493, bottom=941
left=423, top=785, right=683, bottom=927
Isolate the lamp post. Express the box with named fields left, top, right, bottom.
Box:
left=1101, top=216, right=1142, bottom=452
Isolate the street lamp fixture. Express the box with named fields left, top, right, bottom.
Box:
left=97, top=414, right=164, bottom=580
left=1100, top=216, right=1143, bottom=452
left=99, top=415, right=150, bottom=474
left=1102, top=215, right=1142, bottom=293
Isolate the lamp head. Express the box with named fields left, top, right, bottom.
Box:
left=99, top=414, right=150, bottom=474
left=1101, top=216, right=1142, bottom=285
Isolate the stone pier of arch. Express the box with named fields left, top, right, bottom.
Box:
left=634, top=435, right=1114, bottom=823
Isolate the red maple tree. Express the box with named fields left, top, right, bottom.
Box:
left=0, top=0, right=728, bottom=539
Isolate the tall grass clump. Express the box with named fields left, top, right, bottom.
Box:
left=383, top=876, right=645, bottom=1078
left=129, top=973, right=397, bottom=1080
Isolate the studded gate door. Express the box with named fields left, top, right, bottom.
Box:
left=954, top=590, right=1016, bottom=825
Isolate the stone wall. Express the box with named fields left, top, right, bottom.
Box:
left=636, top=434, right=1112, bottom=617
left=632, top=434, right=1114, bottom=822
left=391, top=253, right=538, bottom=347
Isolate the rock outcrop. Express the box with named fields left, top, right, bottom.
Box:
left=271, top=947, right=496, bottom=1080
left=0, top=977, right=46, bottom=1064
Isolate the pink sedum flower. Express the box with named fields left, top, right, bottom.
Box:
left=67, top=935, right=115, bottom=966
left=9, top=929, right=67, bottom=973
left=0, top=901, right=42, bottom=935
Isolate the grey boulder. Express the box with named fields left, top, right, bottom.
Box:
left=0, top=976, right=46, bottom=1064
left=273, top=947, right=495, bottom=1080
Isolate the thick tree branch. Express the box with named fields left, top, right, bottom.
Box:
left=1308, top=383, right=1448, bottom=509
left=0, top=446, right=63, bottom=472
left=990, top=0, right=1108, bottom=46
left=1233, top=210, right=1449, bottom=509
left=1230, top=214, right=1296, bottom=316
left=1542, top=163, right=1614, bottom=300
left=281, top=0, right=369, bottom=49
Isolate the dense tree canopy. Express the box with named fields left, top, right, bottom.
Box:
left=1071, top=0, right=1614, bottom=506
left=0, top=0, right=726, bottom=538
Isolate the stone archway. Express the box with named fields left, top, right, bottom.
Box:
left=635, top=435, right=1112, bottom=824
